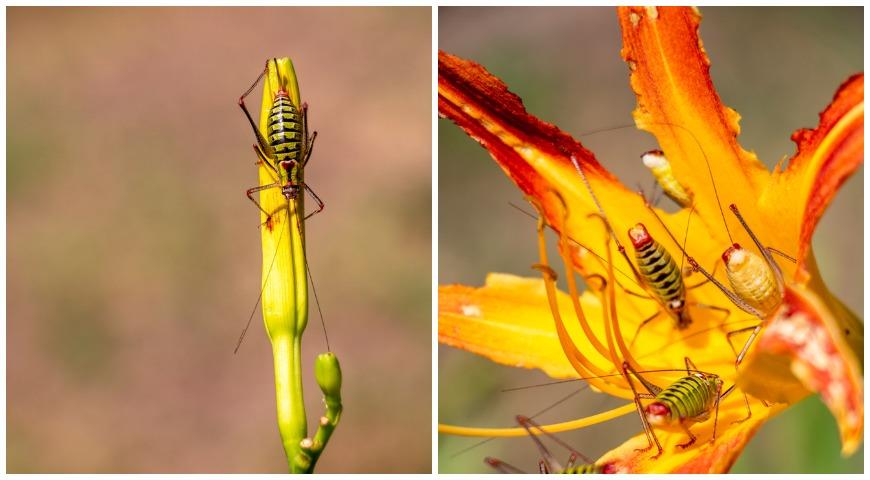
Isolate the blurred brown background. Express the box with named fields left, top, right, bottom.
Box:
left=439, top=6, right=862, bottom=474
left=8, top=7, right=431, bottom=473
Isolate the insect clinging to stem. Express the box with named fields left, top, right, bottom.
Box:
left=239, top=58, right=325, bottom=227
left=234, top=58, right=330, bottom=354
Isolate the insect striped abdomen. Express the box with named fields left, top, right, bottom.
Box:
left=562, top=464, right=604, bottom=474
left=656, top=375, right=719, bottom=421
left=629, top=224, right=685, bottom=305
left=267, top=92, right=304, bottom=166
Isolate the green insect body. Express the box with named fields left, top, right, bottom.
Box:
left=620, top=361, right=736, bottom=457
left=645, top=373, right=723, bottom=427
left=628, top=223, right=690, bottom=328
left=641, top=150, right=693, bottom=208
left=561, top=463, right=609, bottom=474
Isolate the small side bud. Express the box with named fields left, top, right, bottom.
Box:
left=315, top=352, right=342, bottom=399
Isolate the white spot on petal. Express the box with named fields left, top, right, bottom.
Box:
left=461, top=304, right=482, bottom=317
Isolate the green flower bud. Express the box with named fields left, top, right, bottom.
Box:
left=314, top=352, right=342, bottom=399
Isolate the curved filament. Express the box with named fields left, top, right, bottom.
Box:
left=533, top=212, right=611, bottom=383
left=438, top=403, right=637, bottom=438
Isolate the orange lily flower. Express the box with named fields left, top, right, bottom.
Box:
left=438, top=7, right=863, bottom=473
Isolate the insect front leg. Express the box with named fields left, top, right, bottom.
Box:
left=246, top=182, right=284, bottom=222
left=732, top=390, right=753, bottom=426
left=685, top=257, right=722, bottom=289
left=684, top=356, right=699, bottom=374
left=726, top=324, right=763, bottom=366
left=621, top=361, right=663, bottom=458
left=687, top=302, right=731, bottom=329
left=676, top=421, right=697, bottom=449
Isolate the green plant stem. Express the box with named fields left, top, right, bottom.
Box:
left=272, top=333, right=307, bottom=473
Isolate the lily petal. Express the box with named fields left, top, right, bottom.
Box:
left=738, top=285, right=864, bottom=455
left=439, top=273, right=634, bottom=398
left=440, top=8, right=863, bottom=469
left=440, top=50, right=762, bottom=378
left=618, top=7, right=769, bottom=248
left=439, top=50, right=727, bottom=298
left=775, top=74, right=864, bottom=275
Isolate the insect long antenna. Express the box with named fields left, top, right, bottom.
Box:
left=508, top=201, right=643, bottom=290
left=678, top=205, right=696, bottom=273
left=681, top=124, right=734, bottom=244
left=449, top=385, right=589, bottom=459
left=235, top=223, right=287, bottom=354
left=305, top=250, right=330, bottom=351
left=449, top=391, right=585, bottom=459
left=569, top=154, right=616, bottom=241
left=643, top=197, right=764, bottom=319
left=292, top=203, right=331, bottom=351
left=639, top=120, right=732, bottom=241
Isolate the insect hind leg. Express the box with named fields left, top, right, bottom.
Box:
left=238, top=63, right=271, bottom=153
left=253, top=144, right=280, bottom=179
left=629, top=310, right=661, bottom=349
left=484, top=457, right=525, bottom=474
left=517, top=415, right=594, bottom=467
